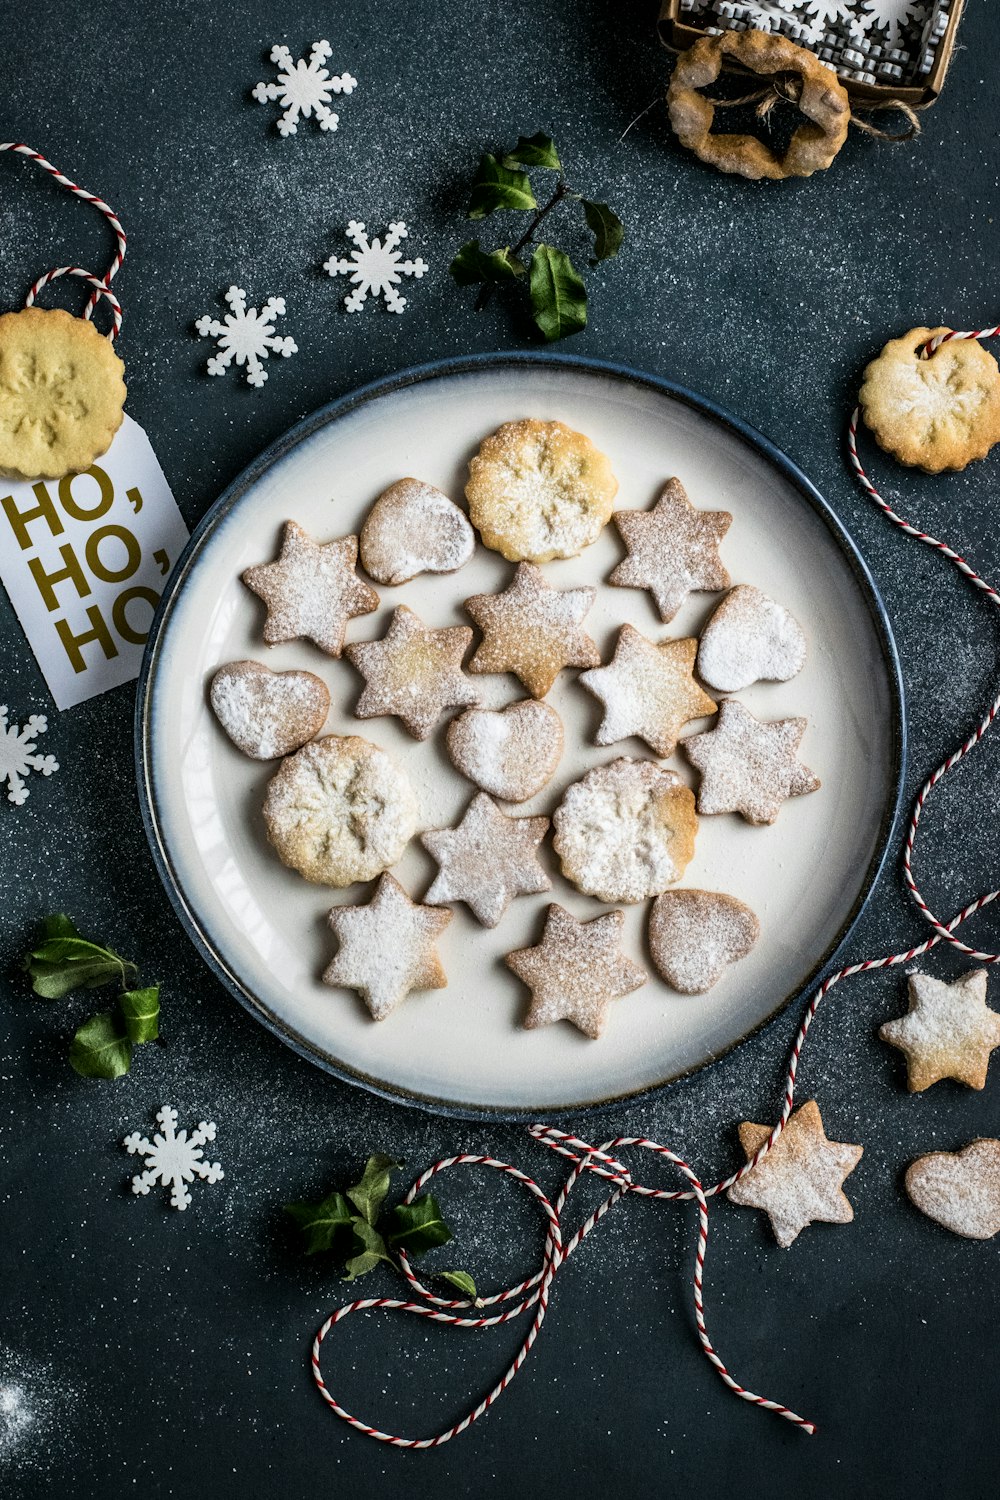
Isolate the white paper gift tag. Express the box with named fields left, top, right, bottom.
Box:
left=0, top=415, right=189, bottom=710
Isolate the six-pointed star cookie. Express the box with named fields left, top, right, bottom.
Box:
left=727, top=1099, right=863, bottom=1248
left=242, top=520, right=379, bottom=656
left=609, top=478, right=732, bottom=622
left=422, top=792, right=550, bottom=927
left=323, top=873, right=452, bottom=1021
left=879, top=969, right=1000, bottom=1091
left=682, top=699, right=820, bottom=825
left=579, top=625, right=716, bottom=756
left=465, top=563, right=600, bottom=698
left=346, top=605, right=479, bottom=739
left=506, top=903, right=648, bottom=1038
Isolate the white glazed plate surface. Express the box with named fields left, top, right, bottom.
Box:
left=138, top=356, right=903, bottom=1117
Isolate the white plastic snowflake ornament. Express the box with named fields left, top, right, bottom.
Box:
left=252, top=41, right=357, bottom=137
left=858, top=0, right=919, bottom=42
left=323, top=221, right=428, bottom=314
left=0, top=706, right=58, bottom=806
left=195, top=286, right=298, bottom=388
left=124, top=1105, right=224, bottom=1211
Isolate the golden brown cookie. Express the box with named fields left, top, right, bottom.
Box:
left=667, top=31, right=850, bottom=182
left=446, top=700, right=563, bottom=802
left=465, top=563, right=600, bottom=698
left=242, top=521, right=378, bottom=657
left=610, top=477, right=731, bottom=622
left=879, top=969, right=1000, bottom=1092
left=210, top=660, right=329, bottom=759
left=465, top=418, right=618, bottom=562
left=346, top=605, right=479, bottom=740
left=422, top=792, right=550, bottom=928
left=727, top=1100, right=863, bottom=1249
left=359, top=478, right=475, bottom=585
left=579, top=626, right=716, bottom=757
left=682, top=699, right=820, bottom=825
left=506, top=903, right=647, bottom=1039
left=859, top=327, right=1000, bottom=473
left=552, top=757, right=698, bottom=904
left=323, top=873, right=452, bottom=1021
left=905, top=1140, right=1000, bottom=1241
left=262, top=734, right=417, bottom=886
left=0, top=306, right=126, bottom=480
left=647, top=889, right=759, bottom=994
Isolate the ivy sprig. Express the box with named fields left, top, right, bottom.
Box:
left=286, top=1153, right=477, bottom=1297
left=451, top=132, right=623, bottom=342
left=21, top=914, right=160, bottom=1079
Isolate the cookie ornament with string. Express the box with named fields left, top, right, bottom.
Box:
left=0, top=143, right=128, bottom=480
left=859, top=326, right=1000, bottom=473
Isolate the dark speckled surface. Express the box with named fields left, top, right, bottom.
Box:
left=2, top=3, right=1000, bottom=1495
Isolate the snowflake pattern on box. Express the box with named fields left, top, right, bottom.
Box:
left=195, top=286, right=298, bottom=388
left=124, top=1106, right=224, bottom=1211
left=322, top=221, right=429, bottom=314
left=0, top=706, right=58, bottom=806
left=252, top=41, right=357, bottom=137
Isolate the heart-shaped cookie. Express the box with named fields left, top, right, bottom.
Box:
left=446, top=700, right=563, bottom=802
left=697, top=584, right=806, bottom=693
left=647, top=889, right=759, bottom=993
left=359, top=478, right=475, bottom=586
left=210, top=660, right=330, bottom=760
left=904, top=1139, right=1000, bottom=1240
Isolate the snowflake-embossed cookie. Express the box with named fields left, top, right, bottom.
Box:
left=552, top=757, right=698, bottom=904
left=346, top=605, right=479, bottom=739
left=263, top=734, right=417, bottom=886
left=446, top=700, right=563, bottom=802
left=242, top=521, right=378, bottom=656
left=648, top=889, right=759, bottom=994
left=0, top=307, right=126, bottom=480
left=682, top=699, right=820, bottom=825
left=359, top=478, right=475, bottom=585
left=465, top=419, right=618, bottom=563
left=324, top=873, right=451, bottom=1021
left=609, top=478, right=731, bottom=622
left=860, top=326, right=1000, bottom=473
left=579, top=625, right=716, bottom=757
left=210, top=660, right=329, bottom=759
left=465, top=563, right=600, bottom=698
left=422, top=792, right=550, bottom=928
left=697, top=585, right=806, bottom=693
left=506, top=904, right=647, bottom=1039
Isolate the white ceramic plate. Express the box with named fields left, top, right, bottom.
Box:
left=137, top=354, right=904, bottom=1119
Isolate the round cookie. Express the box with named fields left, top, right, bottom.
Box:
left=263, top=734, right=418, bottom=886
left=552, top=757, right=698, bottom=904
left=210, top=660, right=330, bottom=760
left=445, top=700, right=563, bottom=802
left=859, top=326, right=1000, bottom=474
left=359, top=478, right=475, bottom=585
left=465, top=418, right=618, bottom=563
left=648, top=889, right=759, bottom=994
left=0, top=306, right=127, bottom=480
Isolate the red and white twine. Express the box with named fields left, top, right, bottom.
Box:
left=0, top=142, right=126, bottom=336
left=311, top=323, right=1000, bottom=1450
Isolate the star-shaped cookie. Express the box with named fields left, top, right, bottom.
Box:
left=505, top=903, right=647, bottom=1038
left=609, top=478, right=732, bottom=622
left=681, top=699, right=820, bottom=825
left=579, top=625, right=716, bottom=756
left=346, top=605, right=479, bottom=740
left=727, top=1100, right=863, bottom=1248
left=464, top=563, right=600, bottom=698
left=242, top=520, right=379, bottom=657
left=879, top=969, right=1000, bottom=1091
left=323, top=873, right=452, bottom=1021
left=422, top=792, right=550, bottom=927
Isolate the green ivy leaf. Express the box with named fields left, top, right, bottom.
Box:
left=22, top=915, right=132, bottom=999
left=467, top=154, right=537, bottom=219
left=120, top=985, right=160, bottom=1044
left=385, top=1193, right=454, bottom=1256
left=346, top=1154, right=402, bottom=1226
left=342, top=1218, right=395, bottom=1281
left=528, top=244, right=587, bottom=341
left=450, top=240, right=525, bottom=287
left=285, top=1190, right=357, bottom=1256
left=68, top=1012, right=132, bottom=1079
left=438, top=1269, right=478, bottom=1300
left=41, top=913, right=81, bottom=940
left=581, top=199, right=624, bottom=262
left=502, top=133, right=562, bottom=172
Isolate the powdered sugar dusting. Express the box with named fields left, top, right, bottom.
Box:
left=697, top=584, right=807, bottom=693
left=648, top=888, right=759, bottom=994
left=446, top=699, right=563, bottom=801
left=905, top=1140, right=1000, bottom=1240
left=210, top=660, right=329, bottom=759
left=359, top=478, right=475, bottom=585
